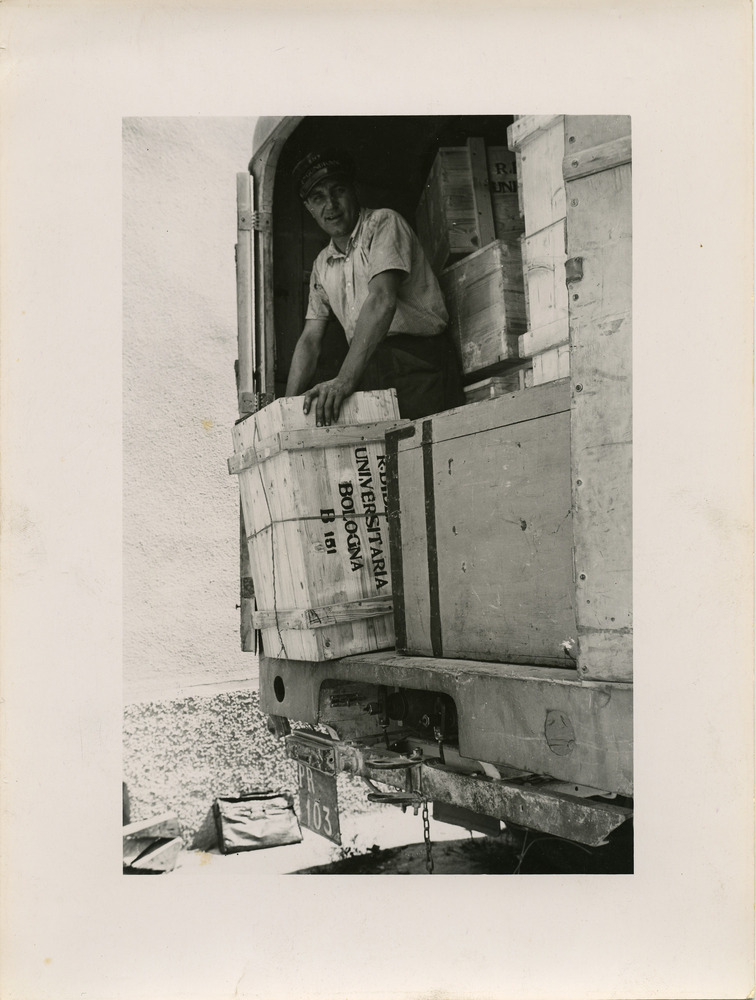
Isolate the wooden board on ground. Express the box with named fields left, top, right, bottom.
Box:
left=127, top=837, right=183, bottom=873
left=123, top=837, right=160, bottom=866
left=122, top=811, right=181, bottom=840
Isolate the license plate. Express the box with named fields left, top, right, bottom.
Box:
left=296, top=761, right=341, bottom=845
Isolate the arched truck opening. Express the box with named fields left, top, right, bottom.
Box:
left=236, top=115, right=633, bottom=850
left=246, top=115, right=519, bottom=402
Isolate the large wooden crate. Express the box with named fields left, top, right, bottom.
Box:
left=439, top=239, right=526, bottom=377
left=386, top=380, right=577, bottom=666
left=415, top=139, right=523, bottom=274
left=229, top=391, right=405, bottom=661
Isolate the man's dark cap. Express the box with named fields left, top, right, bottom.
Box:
left=292, top=149, right=356, bottom=201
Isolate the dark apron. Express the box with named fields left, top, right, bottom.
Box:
left=358, top=331, right=465, bottom=420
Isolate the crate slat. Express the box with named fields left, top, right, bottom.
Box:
left=531, top=344, right=570, bottom=385
left=518, top=318, right=570, bottom=358
left=507, top=115, right=567, bottom=238
left=252, top=595, right=393, bottom=631
left=522, top=219, right=569, bottom=338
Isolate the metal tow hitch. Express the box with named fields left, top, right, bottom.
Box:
left=360, top=749, right=434, bottom=873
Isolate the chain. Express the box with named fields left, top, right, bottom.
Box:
left=422, top=799, right=434, bottom=874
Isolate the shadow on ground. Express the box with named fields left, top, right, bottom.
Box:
left=293, top=822, right=634, bottom=875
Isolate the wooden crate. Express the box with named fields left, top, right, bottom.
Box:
left=229, top=391, right=405, bottom=661
left=439, top=239, right=526, bottom=377
left=387, top=380, right=577, bottom=666
left=486, top=145, right=521, bottom=235
left=415, top=139, right=524, bottom=274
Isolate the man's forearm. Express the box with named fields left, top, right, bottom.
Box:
left=301, top=278, right=399, bottom=426
left=338, top=294, right=396, bottom=388
left=285, top=337, right=320, bottom=396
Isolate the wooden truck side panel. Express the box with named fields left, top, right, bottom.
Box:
left=566, top=142, right=632, bottom=682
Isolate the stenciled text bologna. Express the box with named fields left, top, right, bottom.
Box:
left=319, top=447, right=389, bottom=588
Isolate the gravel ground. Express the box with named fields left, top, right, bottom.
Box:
left=123, top=688, right=633, bottom=874
left=123, top=688, right=372, bottom=848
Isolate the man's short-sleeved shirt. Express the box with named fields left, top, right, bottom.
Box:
left=305, top=208, right=448, bottom=342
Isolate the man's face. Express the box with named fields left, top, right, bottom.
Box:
left=304, top=178, right=360, bottom=242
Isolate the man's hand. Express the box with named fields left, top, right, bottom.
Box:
left=303, top=374, right=357, bottom=426
left=299, top=271, right=402, bottom=425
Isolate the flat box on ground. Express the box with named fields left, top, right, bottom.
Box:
left=229, top=391, right=404, bottom=661
left=387, top=380, right=577, bottom=667
left=439, top=239, right=526, bottom=377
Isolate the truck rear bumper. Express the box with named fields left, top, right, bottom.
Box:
left=261, top=649, right=633, bottom=796
left=286, top=729, right=632, bottom=848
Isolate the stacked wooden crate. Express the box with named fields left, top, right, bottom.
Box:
left=439, top=239, right=526, bottom=379
left=415, top=138, right=528, bottom=389
left=415, top=139, right=522, bottom=273
left=507, top=115, right=570, bottom=386
left=228, top=391, right=406, bottom=661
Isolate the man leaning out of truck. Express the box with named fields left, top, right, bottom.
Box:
left=285, top=149, right=464, bottom=425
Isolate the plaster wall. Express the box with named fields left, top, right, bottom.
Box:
left=123, top=117, right=258, bottom=702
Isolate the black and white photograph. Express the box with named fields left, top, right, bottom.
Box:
left=2, top=4, right=753, bottom=999
left=123, top=114, right=633, bottom=877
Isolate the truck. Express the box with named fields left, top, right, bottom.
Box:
left=230, top=114, right=632, bottom=864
